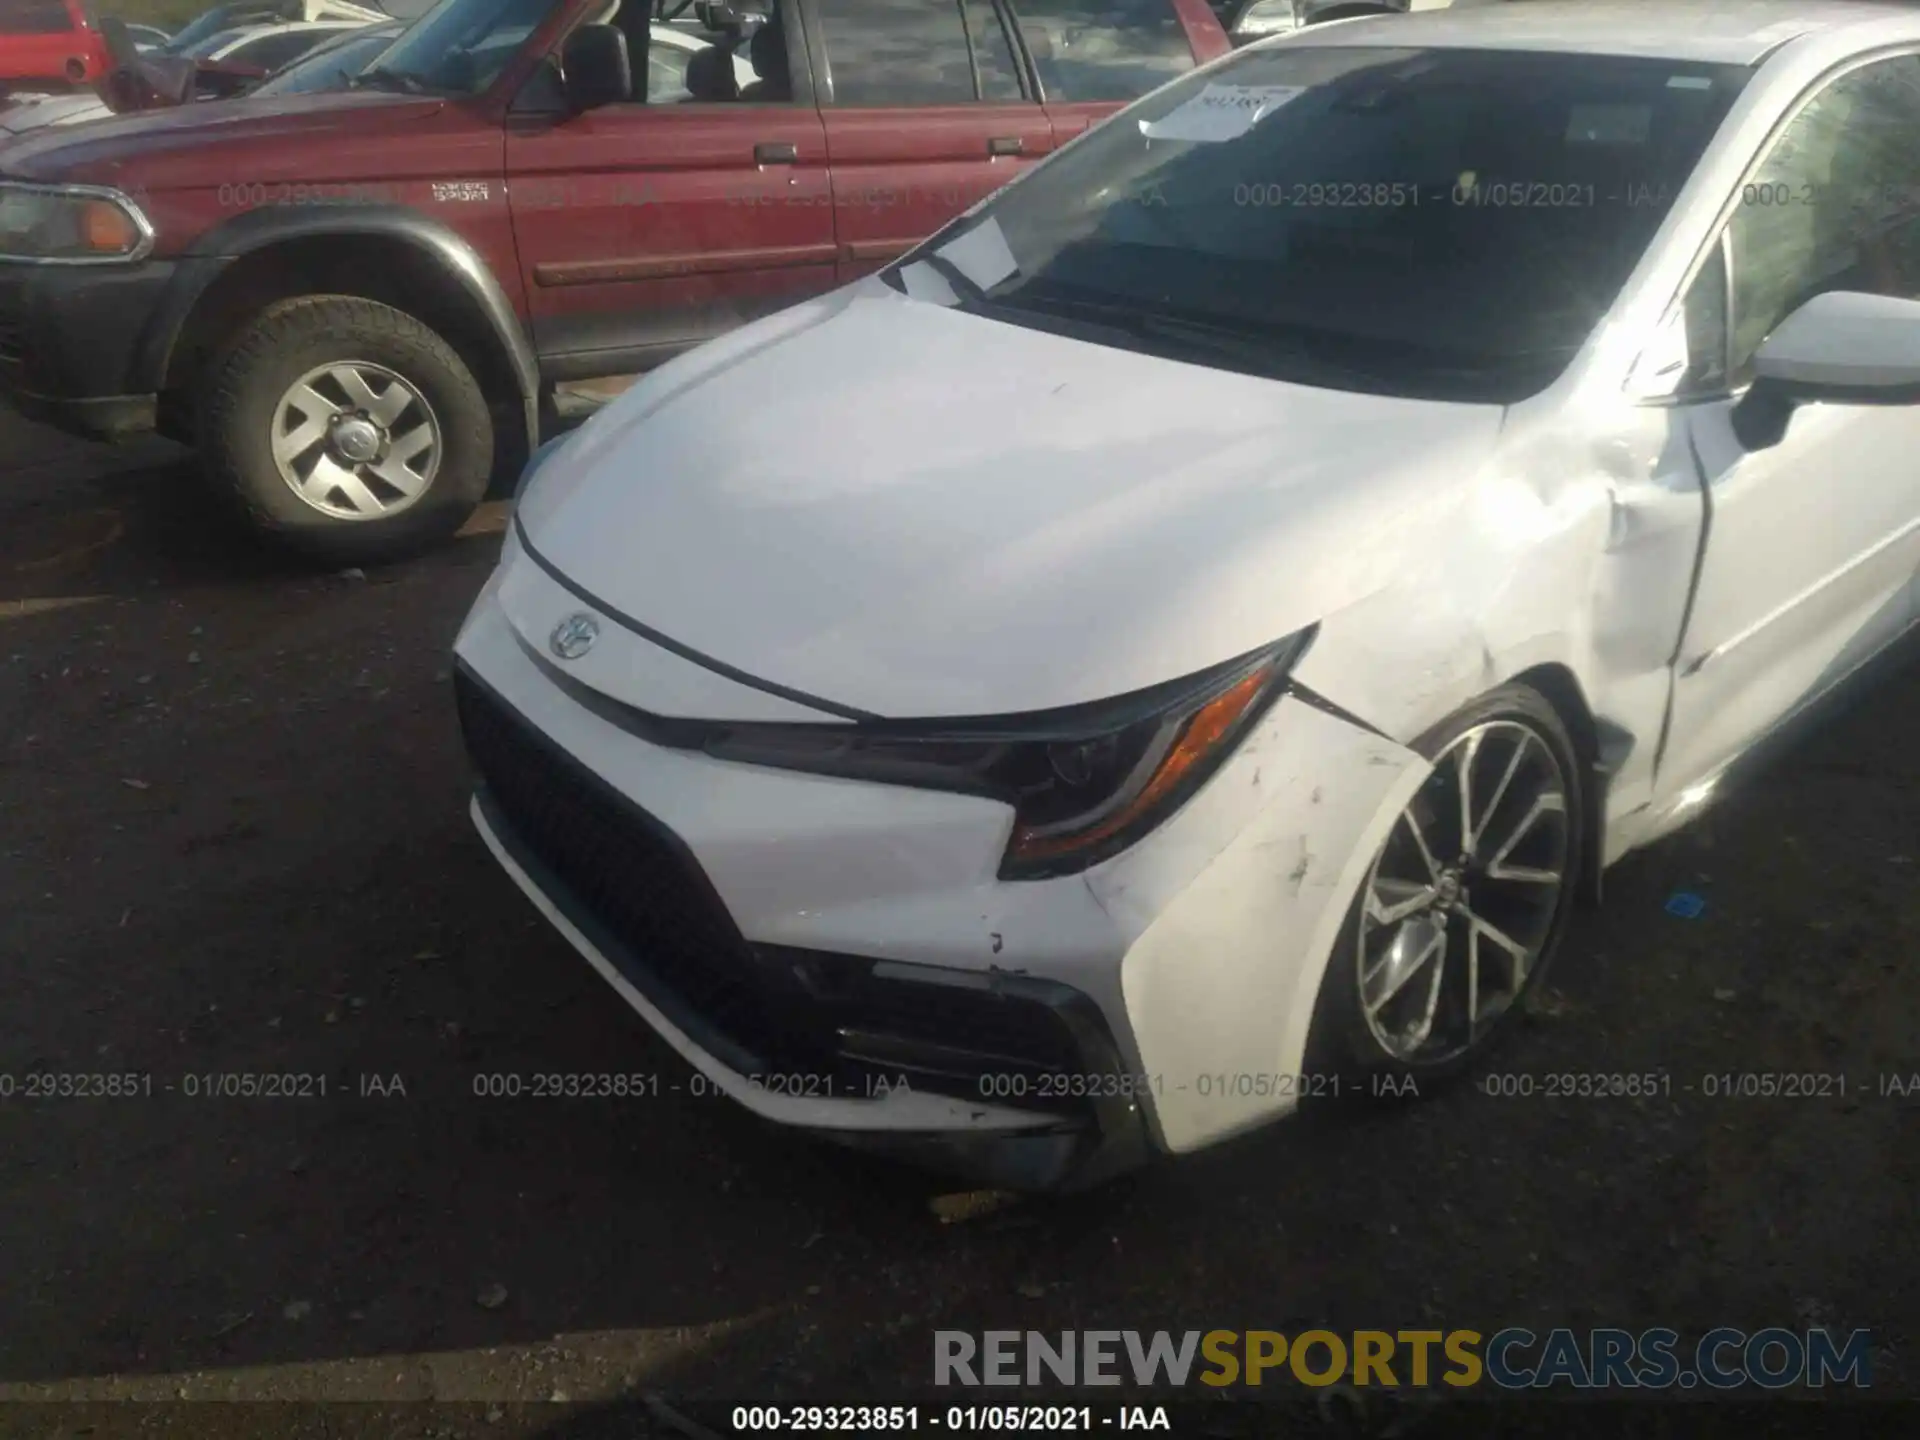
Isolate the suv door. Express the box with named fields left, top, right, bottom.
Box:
left=807, top=0, right=1053, bottom=282
left=1010, top=0, right=1228, bottom=143
left=505, top=0, right=835, bottom=379
left=1657, top=53, right=1920, bottom=796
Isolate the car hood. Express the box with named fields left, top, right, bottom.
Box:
left=0, top=90, right=446, bottom=184
left=518, top=283, right=1508, bottom=719
left=0, top=93, right=108, bottom=136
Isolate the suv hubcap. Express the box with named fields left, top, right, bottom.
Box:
left=270, top=361, right=442, bottom=522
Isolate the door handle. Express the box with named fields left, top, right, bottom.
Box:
left=988, top=135, right=1024, bottom=157
left=755, top=141, right=798, bottom=165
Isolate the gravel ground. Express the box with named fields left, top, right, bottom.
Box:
left=0, top=408, right=1915, bottom=1439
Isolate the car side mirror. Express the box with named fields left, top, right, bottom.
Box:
left=1734, top=290, right=1920, bottom=450
left=560, top=23, right=630, bottom=112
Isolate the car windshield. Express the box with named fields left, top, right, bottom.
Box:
left=176, top=27, right=248, bottom=57
left=162, top=6, right=256, bottom=51
left=891, top=45, right=1749, bottom=404
left=357, top=0, right=554, bottom=94
left=254, top=26, right=397, bottom=90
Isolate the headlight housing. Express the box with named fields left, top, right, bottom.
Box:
left=697, top=629, right=1315, bottom=879
left=0, top=182, right=154, bottom=264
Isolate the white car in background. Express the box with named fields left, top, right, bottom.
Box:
left=172, top=18, right=369, bottom=71
left=455, top=0, right=1920, bottom=1190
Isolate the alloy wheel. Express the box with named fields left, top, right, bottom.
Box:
left=1356, top=719, right=1572, bottom=1066
left=269, top=360, right=442, bottom=522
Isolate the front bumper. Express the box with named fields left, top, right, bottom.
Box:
left=452, top=541, right=1428, bottom=1185
left=0, top=258, right=175, bottom=439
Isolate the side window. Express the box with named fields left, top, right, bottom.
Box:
left=965, top=0, right=1026, bottom=103
left=1679, top=231, right=1730, bottom=394
left=648, top=43, right=693, bottom=103
left=816, top=0, right=976, bottom=105
left=1727, top=54, right=1920, bottom=379
left=1010, top=0, right=1194, bottom=104
left=0, top=0, right=74, bottom=35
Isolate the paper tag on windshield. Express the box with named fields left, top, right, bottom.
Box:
left=935, top=217, right=1020, bottom=292
left=898, top=259, right=960, bottom=305
left=1138, top=84, right=1304, bottom=144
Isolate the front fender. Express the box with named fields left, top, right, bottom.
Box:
left=133, top=204, right=541, bottom=445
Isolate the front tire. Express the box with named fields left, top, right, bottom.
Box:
left=1302, top=682, right=1586, bottom=1092
left=199, top=295, right=494, bottom=565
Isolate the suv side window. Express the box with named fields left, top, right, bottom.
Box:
left=0, top=0, right=73, bottom=34
left=1727, top=53, right=1920, bottom=380
left=965, top=0, right=1026, bottom=102
left=1010, top=0, right=1194, bottom=103
left=816, top=0, right=976, bottom=105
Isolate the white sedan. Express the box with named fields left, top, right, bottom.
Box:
left=454, top=0, right=1920, bottom=1189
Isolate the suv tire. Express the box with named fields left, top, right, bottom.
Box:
left=200, top=295, right=494, bottom=565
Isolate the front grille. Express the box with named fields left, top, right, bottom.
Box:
left=455, top=666, right=1109, bottom=1113
left=455, top=669, right=784, bottom=1066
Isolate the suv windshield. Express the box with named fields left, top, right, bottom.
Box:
left=359, top=0, right=554, bottom=93
left=893, top=46, right=1748, bottom=403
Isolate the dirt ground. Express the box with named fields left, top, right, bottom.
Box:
left=0, top=406, right=1916, bottom=1438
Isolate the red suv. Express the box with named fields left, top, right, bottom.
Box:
left=0, top=0, right=1228, bottom=563
left=0, top=0, right=109, bottom=97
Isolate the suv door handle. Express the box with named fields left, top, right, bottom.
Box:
left=988, top=135, right=1024, bottom=157
left=755, top=141, right=798, bottom=165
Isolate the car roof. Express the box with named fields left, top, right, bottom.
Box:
left=1287, top=0, right=1920, bottom=64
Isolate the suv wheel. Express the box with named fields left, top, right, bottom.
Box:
left=201, top=295, right=494, bottom=565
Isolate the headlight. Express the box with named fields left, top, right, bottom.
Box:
left=697, top=629, right=1316, bottom=879
left=0, top=181, right=154, bottom=263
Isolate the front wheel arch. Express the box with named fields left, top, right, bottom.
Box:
left=147, top=217, right=538, bottom=465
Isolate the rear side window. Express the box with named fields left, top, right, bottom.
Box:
left=1010, top=0, right=1193, bottom=102
left=816, top=0, right=976, bottom=105
left=0, top=0, right=77, bottom=35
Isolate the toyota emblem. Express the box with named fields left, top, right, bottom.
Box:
left=549, top=612, right=600, bottom=661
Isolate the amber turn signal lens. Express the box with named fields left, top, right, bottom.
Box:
left=1006, top=663, right=1274, bottom=866
left=81, top=200, right=139, bottom=254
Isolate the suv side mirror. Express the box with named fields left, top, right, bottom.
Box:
left=560, top=23, right=630, bottom=111
left=1734, top=290, right=1920, bottom=449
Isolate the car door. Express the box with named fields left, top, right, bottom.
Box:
left=1010, top=0, right=1227, bottom=144
left=505, top=0, right=835, bottom=380
left=1658, top=52, right=1920, bottom=797
left=806, top=0, right=1053, bottom=282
